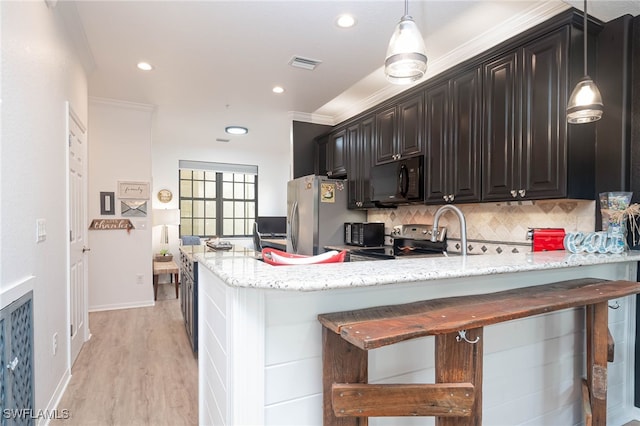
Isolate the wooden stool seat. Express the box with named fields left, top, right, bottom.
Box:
left=318, top=278, right=640, bottom=425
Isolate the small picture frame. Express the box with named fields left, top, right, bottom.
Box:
left=118, top=181, right=150, bottom=200
left=100, top=192, right=115, bottom=215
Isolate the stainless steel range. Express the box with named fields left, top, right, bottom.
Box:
left=348, top=224, right=447, bottom=261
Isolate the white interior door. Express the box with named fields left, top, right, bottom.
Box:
left=68, top=104, right=88, bottom=367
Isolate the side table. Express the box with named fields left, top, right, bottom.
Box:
left=152, top=259, right=179, bottom=301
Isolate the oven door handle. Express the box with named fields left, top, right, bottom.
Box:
left=398, top=164, right=409, bottom=198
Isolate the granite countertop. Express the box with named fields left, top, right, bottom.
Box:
left=193, top=246, right=640, bottom=292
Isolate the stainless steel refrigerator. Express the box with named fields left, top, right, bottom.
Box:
left=287, top=175, right=366, bottom=255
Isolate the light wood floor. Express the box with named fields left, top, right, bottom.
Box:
left=52, top=284, right=198, bottom=426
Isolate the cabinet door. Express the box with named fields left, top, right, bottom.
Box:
left=346, top=122, right=361, bottom=208
left=424, top=82, right=449, bottom=203
left=347, top=117, right=375, bottom=209
left=398, top=93, right=424, bottom=158
left=326, top=129, right=347, bottom=178
left=520, top=28, right=568, bottom=199
left=450, top=67, right=482, bottom=202
left=483, top=51, right=519, bottom=201
left=359, top=116, right=375, bottom=208
left=375, top=105, right=397, bottom=164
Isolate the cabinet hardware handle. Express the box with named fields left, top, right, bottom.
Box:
left=510, top=190, right=517, bottom=198
left=450, top=194, right=455, bottom=202
left=443, top=195, right=448, bottom=202
left=82, top=247, right=91, bottom=253
left=609, top=301, right=620, bottom=309
left=519, top=189, right=526, bottom=197
left=6, top=357, right=18, bottom=371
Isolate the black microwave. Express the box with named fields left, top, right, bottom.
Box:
left=344, top=222, right=385, bottom=247
left=370, top=156, right=424, bottom=205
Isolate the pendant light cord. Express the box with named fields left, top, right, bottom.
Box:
left=583, top=0, right=588, bottom=76
left=404, top=0, right=409, bottom=17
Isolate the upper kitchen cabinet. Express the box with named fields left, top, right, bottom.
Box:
left=347, top=115, right=375, bottom=209
left=292, top=121, right=332, bottom=178
left=424, top=67, right=482, bottom=204
left=374, top=92, right=424, bottom=165
left=483, top=27, right=569, bottom=201
left=326, top=128, right=347, bottom=178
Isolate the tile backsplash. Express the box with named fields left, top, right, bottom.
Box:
left=367, top=199, right=595, bottom=254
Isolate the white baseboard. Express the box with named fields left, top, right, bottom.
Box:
left=38, top=368, right=71, bottom=426
left=89, top=300, right=155, bottom=312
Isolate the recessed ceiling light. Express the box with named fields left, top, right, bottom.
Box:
left=137, top=62, right=153, bottom=71
left=225, top=126, right=248, bottom=135
left=272, top=86, right=285, bottom=94
left=336, top=14, right=356, bottom=28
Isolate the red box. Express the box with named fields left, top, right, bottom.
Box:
left=528, top=228, right=566, bottom=252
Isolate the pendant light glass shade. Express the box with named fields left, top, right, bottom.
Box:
left=384, top=12, right=427, bottom=84
left=567, top=75, right=603, bottom=123
left=567, top=0, right=603, bottom=124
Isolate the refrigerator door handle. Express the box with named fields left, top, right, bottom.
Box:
left=291, top=201, right=299, bottom=253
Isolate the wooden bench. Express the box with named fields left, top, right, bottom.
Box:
left=318, top=278, right=640, bottom=426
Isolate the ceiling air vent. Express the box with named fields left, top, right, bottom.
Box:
left=288, top=56, right=322, bottom=71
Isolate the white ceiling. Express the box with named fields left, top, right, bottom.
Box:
left=67, top=0, right=640, bottom=143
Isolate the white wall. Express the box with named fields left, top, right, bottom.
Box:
left=1, top=0, right=88, bottom=413
left=88, top=99, right=154, bottom=311
left=151, top=105, right=291, bottom=256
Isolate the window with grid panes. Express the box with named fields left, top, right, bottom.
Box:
left=179, top=169, right=257, bottom=238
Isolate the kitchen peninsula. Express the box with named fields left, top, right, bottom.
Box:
left=195, top=247, right=640, bottom=426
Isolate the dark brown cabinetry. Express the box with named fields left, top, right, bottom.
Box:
left=375, top=93, right=424, bottom=165
left=347, top=115, right=375, bottom=209
left=321, top=10, right=604, bottom=207
left=326, top=129, right=347, bottom=178
left=483, top=27, right=568, bottom=201
left=180, top=250, right=197, bottom=354
left=424, top=67, right=482, bottom=204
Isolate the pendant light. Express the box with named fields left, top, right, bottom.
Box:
left=384, top=0, right=427, bottom=85
left=566, top=0, right=603, bottom=124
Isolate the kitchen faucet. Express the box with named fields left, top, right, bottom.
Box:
left=431, top=205, right=467, bottom=256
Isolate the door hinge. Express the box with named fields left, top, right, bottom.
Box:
left=70, top=324, right=73, bottom=337
left=70, top=230, right=73, bottom=242
left=68, top=135, right=72, bottom=147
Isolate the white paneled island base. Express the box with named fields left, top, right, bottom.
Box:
left=196, top=249, right=640, bottom=425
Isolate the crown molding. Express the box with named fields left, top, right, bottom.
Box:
left=288, top=111, right=335, bottom=126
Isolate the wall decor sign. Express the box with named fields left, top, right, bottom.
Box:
left=118, top=181, right=150, bottom=200
left=121, top=200, right=147, bottom=217
left=100, top=191, right=115, bottom=215
left=89, top=219, right=134, bottom=232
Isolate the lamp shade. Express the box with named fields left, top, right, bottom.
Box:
left=384, top=15, right=427, bottom=84
left=566, top=76, right=603, bottom=123
left=153, top=209, right=180, bottom=226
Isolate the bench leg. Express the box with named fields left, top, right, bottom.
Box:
left=322, top=326, right=368, bottom=426
left=435, top=328, right=483, bottom=426
left=586, top=302, right=608, bottom=426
